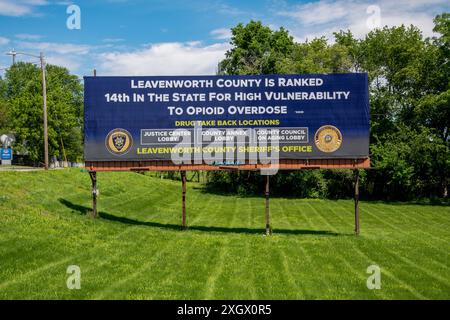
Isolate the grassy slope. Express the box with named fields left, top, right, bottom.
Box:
left=0, top=169, right=449, bottom=299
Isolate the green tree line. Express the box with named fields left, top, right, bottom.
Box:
left=0, top=62, right=83, bottom=164
left=208, top=14, right=449, bottom=200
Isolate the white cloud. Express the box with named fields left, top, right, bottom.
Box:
left=0, top=36, right=10, bottom=45
left=12, top=40, right=95, bottom=75
left=277, top=0, right=449, bottom=41
left=54, top=1, right=73, bottom=5
left=45, top=54, right=81, bottom=72
left=279, top=0, right=356, bottom=26
left=97, top=41, right=230, bottom=76
left=102, top=38, right=125, bottom=43
left=210, top=28, right=232, bottom=40
left=15, top=33, right=44, bottom=40
left=217, top=3, right=245, bottom=16
left=17, top=41, right=92, bottom=55
left=0, top=0, right=47, bottom=16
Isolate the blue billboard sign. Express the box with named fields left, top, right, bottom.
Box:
left=84, top=74, right=369, bottom=163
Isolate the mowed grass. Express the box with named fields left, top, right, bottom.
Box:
left=0, top=169, right=449, bottom=300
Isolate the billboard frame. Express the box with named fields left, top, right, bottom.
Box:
left=86, top=157, right=368, bottom=236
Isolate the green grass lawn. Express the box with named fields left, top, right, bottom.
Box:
left=0, top=169, right=449, bottom=299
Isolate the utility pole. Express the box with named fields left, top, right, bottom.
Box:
left=6, top=49, right=17, bottom=65
left=5, top=50, right=48, bottom=169
left=40, top=52, right=48, bottom=170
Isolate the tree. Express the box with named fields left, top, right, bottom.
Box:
left=218, top=21, right=294, bottom=75
left=3, top=62, right=83, bottom=163
left=0, top=77, right=8, bottom=131
left=212, top=15, right=450, bottom=200
left=413, top=13, right=450, bottom=142
left=285, top=37, right=353, bottom=74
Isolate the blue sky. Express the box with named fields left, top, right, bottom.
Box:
left=0, top=0, right=448, bottom=77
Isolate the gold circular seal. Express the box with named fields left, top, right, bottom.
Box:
left=105, top=128, right=133, bottom=155
left=314, top=125, right=342, bottom=153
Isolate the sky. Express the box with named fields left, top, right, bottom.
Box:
left=0, top=0, right=448, bottom=78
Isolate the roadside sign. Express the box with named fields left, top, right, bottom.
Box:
left=0, top=148, right=12, bottom=161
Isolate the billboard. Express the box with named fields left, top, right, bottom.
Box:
left=84, top=74, right=369, bottom=165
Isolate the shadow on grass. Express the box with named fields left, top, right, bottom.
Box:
left=362, top=199, right=450, bottom=207
left=58, top=198, right=341, bottom=236
left=194, top=186, right=450, bottom=206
